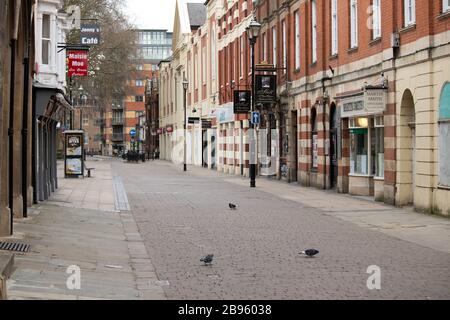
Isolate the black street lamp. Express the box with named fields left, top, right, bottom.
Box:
left=182, top=78, right=189, bottom=172
left=78, top=85, right=87, bottom=130
left=246, top=18, right=261, bottom=188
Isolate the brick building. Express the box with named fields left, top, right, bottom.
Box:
left=251, top=0, right=450, bottom=214
left=159, top=0, right=450, bottom=215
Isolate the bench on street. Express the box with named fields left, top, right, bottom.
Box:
left=85, top=167, right=95, bottom=177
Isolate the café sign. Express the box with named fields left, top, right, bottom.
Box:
left=340, top=88, right=387, bottom=118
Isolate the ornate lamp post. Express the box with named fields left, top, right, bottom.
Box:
left=182, top=78, right=189, bottom=172
left=246, top=18, right=261, bottom=188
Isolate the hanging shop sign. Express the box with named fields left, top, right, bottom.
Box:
left=64, top=130, right=84, bottom=178
left=80, top=24, right=101, bottom=45
left=340, top=88, right=387, bottom=118
left=157, top=128, right=163, bottom=134
left=166, top=125, right=173, bottom=133
left=233, top=90, right=251, bottom=113
left=67, top=50, right=89, bottom=77
left=255, top=75, right=277, bottom=104
left=188, top=117, right=200, bottom=124
left=202, top=119, right=212, bottom=129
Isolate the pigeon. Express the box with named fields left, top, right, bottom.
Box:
left=229, top=203, right=238, bottom=210
left=200, top=254, right=214, bottom=265
left=299, top=249, right=319, bottom=257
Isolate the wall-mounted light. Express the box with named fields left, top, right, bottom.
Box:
left=357, top=117, right=369, bottom=128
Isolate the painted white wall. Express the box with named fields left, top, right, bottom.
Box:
left=35, top=0, right=68, bottom=91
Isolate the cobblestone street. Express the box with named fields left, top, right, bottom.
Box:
left=114, top=159, right=450, bottom=300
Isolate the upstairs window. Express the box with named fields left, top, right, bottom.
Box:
left=350, top=0, right=358, bottom=48
left=295, top=10, right=300, bottom=69
left=331, top=0, right=338, bottom=55
left=42, top=14, right=51, bottom=65
left=404, top=0, right=416, bottom=27
left=372, top=0, right=381, bottom=39
left=282, top=19, right=287, bottom=74
left=272, top=27, right=277, bottom=67
left=311, top=0, right=317, bottom=63
left=444, top=0, right=450, bottom=12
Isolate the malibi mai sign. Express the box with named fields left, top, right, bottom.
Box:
left=67, top=50, right=89, bottom=77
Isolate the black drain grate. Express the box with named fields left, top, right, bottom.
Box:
left=0, top=241, right=30, bottom=252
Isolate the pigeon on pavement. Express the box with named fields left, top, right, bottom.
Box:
left=200, top=254, right=214, bottom=265
left=299, top=249, right=319, bottom=257
left=229, top=203, right=238, bottom=210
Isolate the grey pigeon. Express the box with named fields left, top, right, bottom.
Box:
left=200, top=254, right=214, bottom=265
left=299, top=249, right=319, bottom=257
left=229, top=203, right=237, bottom=210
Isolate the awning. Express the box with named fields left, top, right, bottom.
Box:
left=34, top=83, right=73, bottom=122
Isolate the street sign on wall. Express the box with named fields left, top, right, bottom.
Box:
left=67, top=50, right=89, bottom=77
left=129, top=128, right=136, bottom=137
left=251, top=111, right=260, bottom=125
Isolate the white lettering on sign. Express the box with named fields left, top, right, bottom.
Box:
left=81, top=37, right=99, bottom=45
left=68, top=53, right=88, bottom=60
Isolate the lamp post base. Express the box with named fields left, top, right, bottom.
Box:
left=250, top=164, right=256, bottom=188
left=183, top=164, right=187, bottom=172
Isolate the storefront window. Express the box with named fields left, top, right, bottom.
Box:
left=372, top=116, right=384, bottom=177
left=349, top=117, right=368, bottom=175
left=349, top=116, right=384, bottom=176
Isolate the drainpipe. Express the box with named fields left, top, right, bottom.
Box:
left=8, top=38, right=16, bottom=234
left=22, top=52, right=30, bottom=218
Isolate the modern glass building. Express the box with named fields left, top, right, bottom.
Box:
left=137, top=29, right=173, bottom=63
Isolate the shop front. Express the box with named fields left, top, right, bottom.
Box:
left=339, top=87, right=387, bottom=197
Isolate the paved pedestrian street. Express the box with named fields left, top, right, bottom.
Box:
left=114, top=159, right=450, bottom=300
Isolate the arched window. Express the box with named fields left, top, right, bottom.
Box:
left=439, top=83, right=450, bottom=186
left=311, top=107, right=318, bottom=169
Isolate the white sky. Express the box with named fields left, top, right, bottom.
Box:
left=123, top=0, right=205, bottom=32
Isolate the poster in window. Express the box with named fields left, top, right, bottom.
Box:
left=312, top=133, right=318, bottom=168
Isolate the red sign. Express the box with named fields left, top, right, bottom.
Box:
left=166, top=126, right=173, bottom=133
left=67, top=50, right=89, bottom=77
left=157, top=128, right=163, bottom=134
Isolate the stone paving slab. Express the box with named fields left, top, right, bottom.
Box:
left=177, top=161, right=450, bottom=255
left=0, top=158, right=165, bottom=300
left=113, top=159, right=450, bottom=300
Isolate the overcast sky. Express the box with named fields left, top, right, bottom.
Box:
left=123, top=0, right=205, bottom=32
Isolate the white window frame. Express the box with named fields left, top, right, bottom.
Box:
left=404, top=0, right=416, bottom=27
left=331, top=0, right=338, bottom=55
left=202, top=46, right=206, bottom=85
left=311, top=1, right=317, bottom=63
left=295, top=10, right=300, bottom=69
left=272, top=27, right=277, bottom=67
left=262, top=33, right=267, bottom=62
left=41, top=13, right=51, bottom=65
left=350, top=0, right=358, bottom=48
left=444, top=0, right=450, bottom=12
left=372, top=0, right=381, bottom=39
left=211, top=26, right=216, bottom=81
left=240, top=36, right=244, bottom=78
